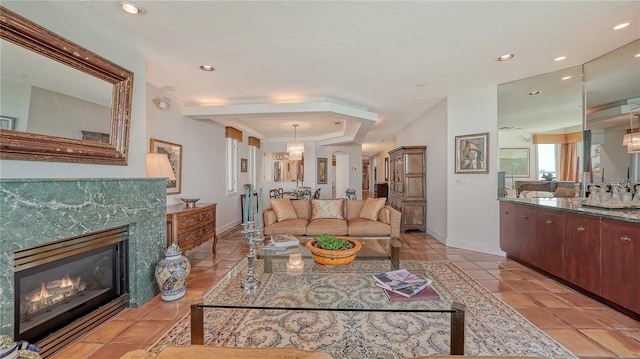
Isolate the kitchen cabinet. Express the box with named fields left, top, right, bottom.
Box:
left=601, top=219, right=640, bottom=313
left=534, top=208, right=564, bottom=277
left=499, top=202, right=517, bottom=255
left=563, top=212, right=601, bottom=295
left=167, top=203, right=217, bottom=253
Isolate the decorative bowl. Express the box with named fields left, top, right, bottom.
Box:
left=180, top=198, right=200, bottom=208
left=306, top=238, right=361, bottom=266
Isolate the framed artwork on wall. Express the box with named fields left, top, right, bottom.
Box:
left=240, top=158, right=248, bottom=172
left=150, top=138, right=182, bottom=194
left=455, top=132, right=489, bottom=174
left=499, top=148, right=530, bottom=177
left=317, top=157, right=328, bottom=184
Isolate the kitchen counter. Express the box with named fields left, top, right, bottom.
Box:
left=499, top=197, right=640, bottom=223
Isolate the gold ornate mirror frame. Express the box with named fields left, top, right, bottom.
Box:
left=0, top=6, right=134, bottom=165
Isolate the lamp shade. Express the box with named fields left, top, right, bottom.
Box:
left=146, top=153, right=176, bottom=180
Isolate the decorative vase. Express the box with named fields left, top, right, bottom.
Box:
left=155, top=243, right=191, bottom=301
left=345, top=193, right=357, bottom=200
left=306, top=238, right=362, bottom=266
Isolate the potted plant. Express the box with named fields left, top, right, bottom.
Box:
left=306, top=233, right=362, bottom=266
left=299, top=189, right=312, bottom=199
left=345, top=187, right=357, bottom=200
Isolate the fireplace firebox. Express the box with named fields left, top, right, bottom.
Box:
left=14, top=226, right=129, bottom=356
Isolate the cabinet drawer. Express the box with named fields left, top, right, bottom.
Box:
left=177, top=208, right=215, bottom=229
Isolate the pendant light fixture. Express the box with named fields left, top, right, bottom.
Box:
left=287, top=124, right=304, bottom=161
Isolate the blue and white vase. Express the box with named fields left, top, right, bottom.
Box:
left=155, top=243, right=191, bottom=301
left=346, top=193, right=357, bottom=200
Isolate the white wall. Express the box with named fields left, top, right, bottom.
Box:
left=396, top=99, right=448, bottom=241
left=447, top=87, right=501, bottom=255
left=147, top=84, right=255, bottom=232
left=0, top=3, right=147, bottom=179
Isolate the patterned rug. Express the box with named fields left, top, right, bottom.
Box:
left=150, top=259, right=576, bottom=359
left=217, top=224, right=245, bottom=242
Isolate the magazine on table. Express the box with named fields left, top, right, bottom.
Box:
left=381, top=283, right=440, bottom=302
left=375, top=278, right=433, bottom=298
left=372, top=269, right=428, bottom=290
left=269, top=234, right=300, bottom=248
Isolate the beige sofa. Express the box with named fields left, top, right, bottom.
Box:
left=262, top=198, right=401, bottom=238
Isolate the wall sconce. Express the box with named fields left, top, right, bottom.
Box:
left=152, top=97, right=171, bottom=110
left=146, top=153, right=176, bottom=180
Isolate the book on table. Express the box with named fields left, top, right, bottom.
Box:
left=381, top=283, right=440, bottom=302
left=372, top=269, right=428, bottom=290
left=374, top=279, right=433, bottom=298
left=269, top=234, right=300, bottom=248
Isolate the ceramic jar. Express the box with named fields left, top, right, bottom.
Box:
left=155, top=243, right=191, bottom=301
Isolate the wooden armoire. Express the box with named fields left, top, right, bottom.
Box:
left=388, top=146, right=426, bottom=232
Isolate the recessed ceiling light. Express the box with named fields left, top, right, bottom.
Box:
left=561, top=76, right=572, bottom=80
left=498, top=54, right=514, bottom=61
left=554, top=56, right=567, bottom=62
left=120, top=2, right=144, bottom=15
left=613, top=22, right=630, bottom=30
left=635, top=53, right=640, bottom=58
left=200, top=65, right=215, bottom=72
left=528, top=91, right=542, bottom=95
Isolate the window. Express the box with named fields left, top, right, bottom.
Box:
left=227, top=137, right=238, bottom=193
left=537, top=143, right=557, bottom=180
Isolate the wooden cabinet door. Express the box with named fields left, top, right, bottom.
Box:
left=535, top=208, right=564, bottom=277
left=513, top=205, right=537, bottom=263
left=601, top=219, right=640, bottom=313
left=499, top=202, right=517, bottom=255
left=563, top=213, right=601, bottom=294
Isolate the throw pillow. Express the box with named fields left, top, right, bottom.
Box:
left=271, top=199, right=298, bottom=222
left=311, top=199, right=345, bottom=220
left=360, top=197, right=386, bottom=221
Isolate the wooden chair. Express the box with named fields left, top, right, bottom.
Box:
left=269, top=189, right=280, bottom=199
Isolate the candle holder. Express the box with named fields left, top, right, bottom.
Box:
left=241, top=221, right=263, bottom=294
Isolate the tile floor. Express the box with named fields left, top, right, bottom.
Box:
left=50, top=229, right=640, bottom=359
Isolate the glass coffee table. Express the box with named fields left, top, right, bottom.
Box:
left=191, top=238, right=466, bottom=355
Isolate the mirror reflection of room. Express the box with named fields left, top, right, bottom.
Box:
left=498, top=39, right=640, bottom=199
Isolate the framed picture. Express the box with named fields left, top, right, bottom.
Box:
left=384, top=157, right=389, bottom=181
left=499, top=148, right=530, bottom=177
left=317, top=157, right=328, bottom=184
left=455, top=132, right=489, bottom=174
left=240, top=158, right=248, bottom=172
left=0, top=115, right=16, bottom=130
left=150, top=138, right=182, bottom=194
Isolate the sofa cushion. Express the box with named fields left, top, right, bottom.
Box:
left=271, top=199, right=298, bottom=221
left=311, top=199, right=345, bottom=220
left=345, top=200, right=364, bottom=220
left=263, top=218, right=308, bottom=236
left=306, top=218, right=348, bottom=236
left=359, top=197, right=386, bottom=221
left=291, top=199, right=311, bottom=219
left=348, top=218, right=391, bottom=237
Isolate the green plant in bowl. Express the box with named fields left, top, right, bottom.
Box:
left=313, top=233, right=353, bottom=250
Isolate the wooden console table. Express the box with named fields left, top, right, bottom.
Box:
left=166, top=203, right=217, bottom=254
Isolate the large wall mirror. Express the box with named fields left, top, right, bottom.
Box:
left=498, top=65, right=584, bottom=193
left=263, top=152, right=303, bottom=182
left=584, top=39, right=640, bottom=184
left=0, top=6, right=133, bottom=165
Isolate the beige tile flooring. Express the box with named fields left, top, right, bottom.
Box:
left=49, top=230, right=640, bottom=359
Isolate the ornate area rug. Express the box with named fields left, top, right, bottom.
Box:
left=217, top=224, right=244, bottom=242
left=150, top=259, right=576, bottom=359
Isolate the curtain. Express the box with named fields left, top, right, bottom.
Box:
left=559, top=143, right=576, bottom=181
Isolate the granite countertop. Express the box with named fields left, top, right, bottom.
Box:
left=499, top=197, right=640, bottom=224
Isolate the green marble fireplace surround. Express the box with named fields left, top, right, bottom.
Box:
left=0, top=178, right=167, bottom=337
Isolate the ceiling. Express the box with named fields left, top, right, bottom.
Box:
left=11, top=1, right=640, bottom=157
